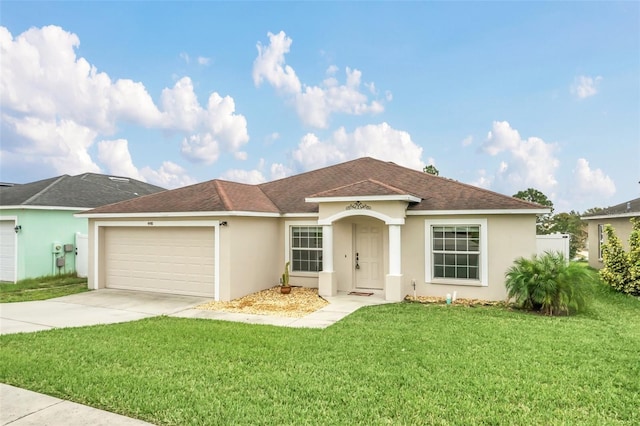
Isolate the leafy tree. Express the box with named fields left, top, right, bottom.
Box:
left=505, top=252, right=595, bottom=315
left=600, top=219, right=640, bottom=296
left=550, top=211, right=586, bottom=259
left=583, top=206, right=605, bottom=216
left=423, top=165, right=439, bottom=176
left=513, top=188, right=554, bottom=234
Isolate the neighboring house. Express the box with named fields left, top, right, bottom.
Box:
left=0, top=174, right=165, bottom=283
left=582, top=197, right=640, bottom=269
left=78, top=157, right=548, bottom=302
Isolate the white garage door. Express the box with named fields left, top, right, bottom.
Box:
left=0, top=220, right=17, bottom=282
left=104, top=226, right=215, bottom=297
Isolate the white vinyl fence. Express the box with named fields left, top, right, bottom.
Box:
left=536, top=233, right=570, bottom=260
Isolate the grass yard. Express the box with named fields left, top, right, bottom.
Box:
left=1, top=284, right=638, bottom=425
left=0, top=274, right=88, bottom=303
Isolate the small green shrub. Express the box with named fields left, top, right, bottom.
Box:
left=600, top=218, right=640, bottom=296
left=505, top=252, right=596, bottom=315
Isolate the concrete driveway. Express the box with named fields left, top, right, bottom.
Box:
left=0, top=289, right=212, bottom=335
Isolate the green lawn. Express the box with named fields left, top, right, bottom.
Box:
left=0, top=274, right=88, bottom=303
left=1, top=284, right=638, bottom=425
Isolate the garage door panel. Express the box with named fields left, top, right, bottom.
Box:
left=105, top=227, right=215, bottom=297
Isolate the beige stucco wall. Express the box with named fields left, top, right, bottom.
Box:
left=224, top=216, right=280, bottom=300
left=586, top=217, right=636, bottom=269
left=401, top=214, right=537, bottom=301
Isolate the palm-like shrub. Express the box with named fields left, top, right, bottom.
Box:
left=505, top=252, right=595, bottom=315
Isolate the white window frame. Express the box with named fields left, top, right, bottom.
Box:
left=284, top=220, right=322, bottom=276
left=425, top=218, right=488, bottom=286
left=597, top=223, right=604, bottom=261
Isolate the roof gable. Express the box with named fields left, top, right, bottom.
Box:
left=309, top=179, right=415, bottom=198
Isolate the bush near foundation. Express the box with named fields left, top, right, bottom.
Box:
left=600, top=218, right=640, bottom=296
left=505, top=252, right=596, bottom=316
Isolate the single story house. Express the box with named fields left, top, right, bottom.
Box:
left=0, top=174, right=165, bottom=282
left=78, top=157, right=548, bottom=302
left=582, top=197, right=640, bottom=269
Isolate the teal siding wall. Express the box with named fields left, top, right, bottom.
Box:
left=5, top=209, right=88, bottom=280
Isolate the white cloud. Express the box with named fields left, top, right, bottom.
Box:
left=252, top=31, right=301, bottom=94
left=462, top=135, right=473, bottom=147
left=3, top=114, right=100, bottom=175
left=264, top=132, right=280, bottom=145
left=97, top=139, right=196, bottom=189
left=0, top=25, right=249, bottom=177
left=270, top=162, right=290, bottom=180
left=180, top=52, right=190, bottom=64
left=234, top=151, right=248, bottom=160
left=572, top=158, right=616, bottom=197
left=220, top=168, right=267, bottom=184
left=253, top=31, right=385, bottom=128
left=180, top=133, right=220, bottom=165
left=140, top=161, right=197, bottom=189
left=480, top=121, right=559, bottom=194
left=571, top=75, right=602, bottom=99
left=197, top=56, right=210, bottom=66
left=291, top=122, right=425, bottom=171
left=97, top=139, right=146, bottom=181
left=470, top=169, right=492, bottom=189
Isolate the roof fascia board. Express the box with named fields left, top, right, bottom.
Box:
left=75, top=210, right=281, bottom=219
left=581, top=212, right=640, bottom=220
left=0, top=205, right=91, bottom=211
left=406, top=208, right=551, bottom=215
left=305, top=195, right=421, bottom=203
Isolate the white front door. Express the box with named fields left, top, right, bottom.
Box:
left=354, top=223, right=384, bottom=290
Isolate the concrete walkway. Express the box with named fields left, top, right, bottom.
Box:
left=1, top=383, right=154, bottom=425
left=1, top=290, right=391, bottom=425
left=174, top=292, right=392, bottom=328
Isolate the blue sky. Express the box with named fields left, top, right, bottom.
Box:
left=1, top=1, right=638, bottom=213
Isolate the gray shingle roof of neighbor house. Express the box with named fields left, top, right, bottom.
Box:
left=582, top=197, right=640, bottom=219
left=0, top=173, right=166, bottom=208
left=82, top=157, right=546, bottom=215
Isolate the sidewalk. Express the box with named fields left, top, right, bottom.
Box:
left=0, top=384, right=154, bottom=426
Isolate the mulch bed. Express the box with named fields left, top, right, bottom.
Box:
left=196, top=286, right=329, bottom=318
left=404, top=295, right=505, bottom=307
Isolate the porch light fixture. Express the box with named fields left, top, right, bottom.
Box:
left=14, top=225, right=21, bottom=233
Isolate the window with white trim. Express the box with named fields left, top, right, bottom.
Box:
left=291, top=226, right=323, bottom=272
left=432, top=225, right=480, bottom=280
left=597, top=224, right=604, bottom=261
left=425, top=219, right=488, bottom=286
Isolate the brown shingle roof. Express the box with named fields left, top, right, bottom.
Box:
left=83, top=157, right=544, bottom=215
left=309, top=179, right=414, bottom=198
left=582, top=197, right=640, bottom=218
